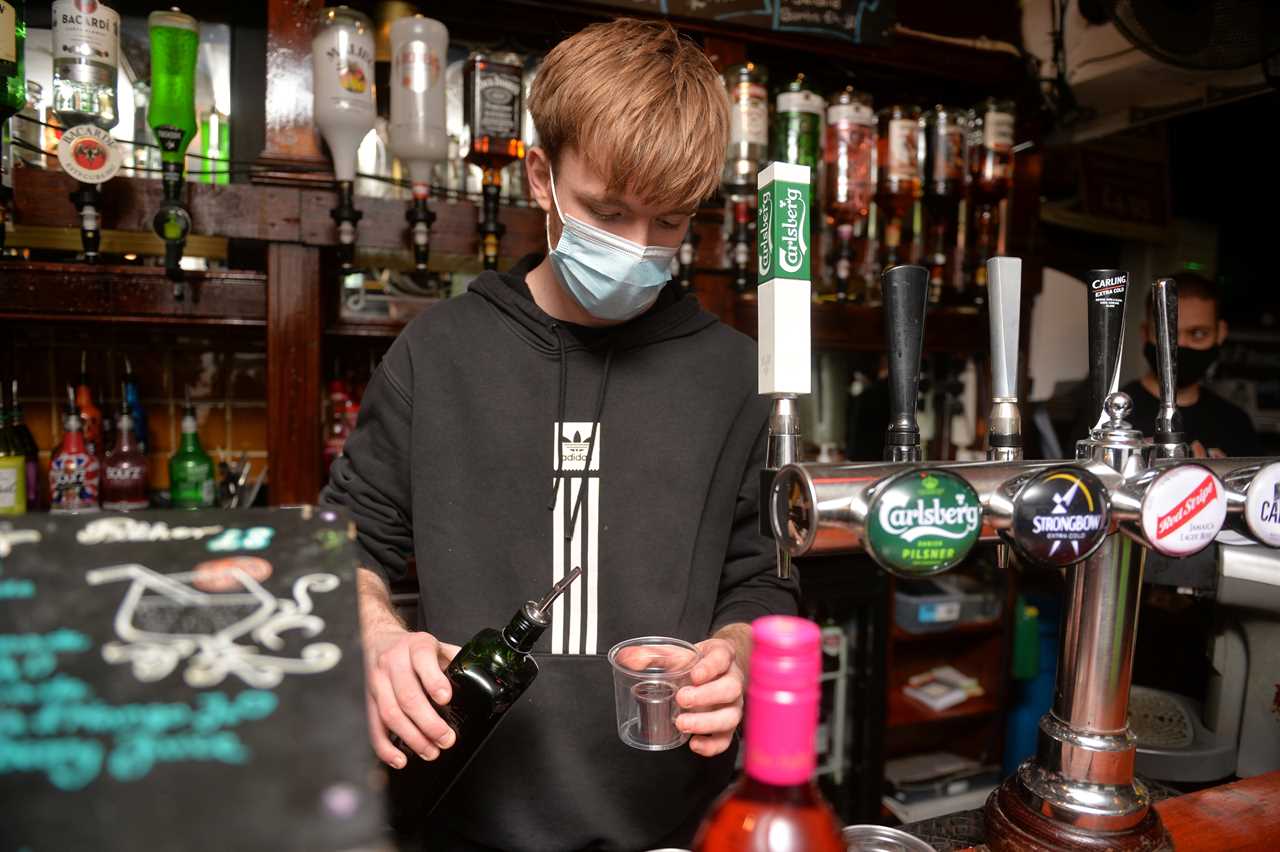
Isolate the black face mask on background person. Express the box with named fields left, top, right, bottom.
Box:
left=1144, top=342, right=1220, bottom=389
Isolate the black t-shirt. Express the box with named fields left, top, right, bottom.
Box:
left=1118, top=379, right=1260, bottom=456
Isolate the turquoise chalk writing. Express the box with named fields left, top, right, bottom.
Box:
left=0, top=736, right=104, bottom=791
left=0, top=629, right=92, bottom=656
left=0, top=579, right=36, bottom=599
left=108, top=731, right=249, bottom=781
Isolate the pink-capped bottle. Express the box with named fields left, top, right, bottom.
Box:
left=692, top=616, right=845, bottom=851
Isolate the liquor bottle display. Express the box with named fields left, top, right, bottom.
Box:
left=101, top=392, right=149, bottom=512
left=312, top=5, right=376, bottom=270
left=415, top=567, right=581, bottom=814
left=463, top=50, right=525, bottom=271
left=823, top=85, right=875, bottom=300
left=923, top=105, right=968, bottom=304
left=0, top=392, right=27, bottom=516
left=875, top=104, right=923, bottom=273
left=772, top=74, right=823, bottom=174
left=387, top=14, right=448, bottom=274
left=1, top=0, right=25, bottom=250
left=147, top=7, right=199, bottom=289
left=169, top=390, right=215, bottom=509
left=49, top=386, right=99, bottom=514
left=692, top=616, right=845, bottom=851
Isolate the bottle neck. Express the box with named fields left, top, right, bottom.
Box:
left=179, top=415, right=202, bottom=452
left=114, top=417, right=138, bottom=453
left=501, top=603, right=548, bottom=654
left=742, top=666, right=820, bottom=787
left=61, top=417, right=87, bottom=454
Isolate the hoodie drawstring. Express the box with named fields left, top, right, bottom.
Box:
left=547, top=327, right=614, bottom=546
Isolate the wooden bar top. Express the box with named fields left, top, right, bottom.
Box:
left=1155, top=771, right=1280, bottom=851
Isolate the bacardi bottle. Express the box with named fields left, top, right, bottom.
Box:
left=51, top=0, right=118, bottom=130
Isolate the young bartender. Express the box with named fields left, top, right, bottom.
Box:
left=322, top=18, right=800, bottom=851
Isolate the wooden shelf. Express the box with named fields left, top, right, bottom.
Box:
left=891, top=620, right=1003, bottom=644
left=0, top=262, right=267, bottom=327
left=887, top=690, right=999, bottom=729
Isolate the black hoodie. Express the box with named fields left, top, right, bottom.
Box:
left=322, top=255, right=800, bottom=850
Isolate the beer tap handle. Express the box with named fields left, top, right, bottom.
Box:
left=986, top=257, right=1022, bottom=459
left=1152, top=277, right=1187, bottom=456
left=882, top=264, right=929, bottom=461
left=1086, top=269, right=1130, bottom=434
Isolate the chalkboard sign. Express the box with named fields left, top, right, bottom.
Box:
left=590, top=0, right=896, bottom=45
left=0, top=509, right=385, bottom=852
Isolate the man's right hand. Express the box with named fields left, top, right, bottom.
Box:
left=363, top=625, right=461, bottom=769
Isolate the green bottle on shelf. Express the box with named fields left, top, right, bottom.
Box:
left=169, top=390, right=214, bottom=509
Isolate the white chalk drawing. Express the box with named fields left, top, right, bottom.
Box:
left=86, top=563, right=343, bottom=689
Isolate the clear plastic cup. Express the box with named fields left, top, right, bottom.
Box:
left=607, top=636, right=700, bottom=751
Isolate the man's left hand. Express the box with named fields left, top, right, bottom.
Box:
left=676, top=625, right=749, bottom=757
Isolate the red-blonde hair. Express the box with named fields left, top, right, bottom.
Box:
left=529, top=18, right=729, bottom=212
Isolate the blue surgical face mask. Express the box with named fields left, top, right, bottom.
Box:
left=545, top=167, right=678, bottom=322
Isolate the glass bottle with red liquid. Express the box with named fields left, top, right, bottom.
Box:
left=50, top=385, right=101, bottom=514
left=101, top=388, right=149, bottom=512
left=692, top=616, right=845, bottom=852
left=874, top=104, right=923, bottom=274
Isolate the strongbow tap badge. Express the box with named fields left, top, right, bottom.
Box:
left=1006, top=468, right=1109, bottom=566
left=866, top=470, right=982, bottom=576
left=1140, top=465, right=1228, bottom=557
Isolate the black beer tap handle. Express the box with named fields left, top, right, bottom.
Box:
left=882, top=264, right=929, bottom=461
left=1086, top=269, right=1129, bottom=434
left=1152, top=277, right=1186, bottom=453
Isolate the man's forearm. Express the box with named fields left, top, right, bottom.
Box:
left=357, top=566, right=406, bottom=635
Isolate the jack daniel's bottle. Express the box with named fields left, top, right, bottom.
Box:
left=412, top=567, right=581, bottom=815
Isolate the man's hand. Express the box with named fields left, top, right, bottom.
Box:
left=355, top=567, right=460, bottom=769
left=363, top=625, right=461, bottom=768
left=1190, top=440, right=1226, bottom=459
left=676, top=624, right=750, bottom=757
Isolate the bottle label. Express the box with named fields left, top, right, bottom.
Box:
left=1244, top=463, right=1280, bottom=547
left=0, top=457, right=26, bottom=514
left=865, top=470, right=982, bottom=575
left=777, top=89, right=824, bottom=116
left=0, top=2, right=16, bottom=66
left=50, top=451, right=100, bottom=511
left=396, top=40, right=441, bottom=94
left=827, top=101, right=874, bottom=127
left=887, top=118, right=920, bottom=181
left=316, top=25, right=375, bottom=114
left=58, top=124, right=123, bottom=184
left=730, top=82, right=768, bottom=147
left=1005, top=468, right=1109, bottom=566
left=984, top=110, right=1014, bottom=152
left=172, top=462, right=215, bottom=508
left=931, top=126, right=967, bottom=184
left=152, top=124, right=187, bottom=154
left=53, top=0, right=120, bottom=70
left=472, top=64, right=522, bottom=140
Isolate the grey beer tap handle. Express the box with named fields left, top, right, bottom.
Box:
left=1085, top=269, right=1130, bottom=436
left=986, top=257, right=1023, bottom=460
left=881, top=265, right=929, bottom=462
left=1151, top=277, right=1187, bottom=457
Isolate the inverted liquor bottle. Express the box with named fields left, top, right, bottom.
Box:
left=874, top=104, right=923, bottom=273
left=692, top=616, right=844, bottom=851
left=51, top=0, right=118, bottom=129
left=923, top=105, right=968, bottom=305
left=148, top=7, right=199, bottom=287
left=410, top=568, right=580, bottom=816
left=823, top=86, right=875, bottom=301
left=966, top=98, right=1015, bottom=296
left=1, top=0, right=25, bottom=246
left=721, top=62, right=768, bottom=195
left=463, top=51, right=525, bottom=271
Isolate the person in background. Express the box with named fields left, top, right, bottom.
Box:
left=1074, top=273, right=1259, bottom=457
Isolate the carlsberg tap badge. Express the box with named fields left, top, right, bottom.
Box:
left=866, top=470, right=982, bottom=577
left=757, top=162, right=811, bottom=282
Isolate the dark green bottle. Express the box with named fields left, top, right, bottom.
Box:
left=418, top=567, right=581, bottom=814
